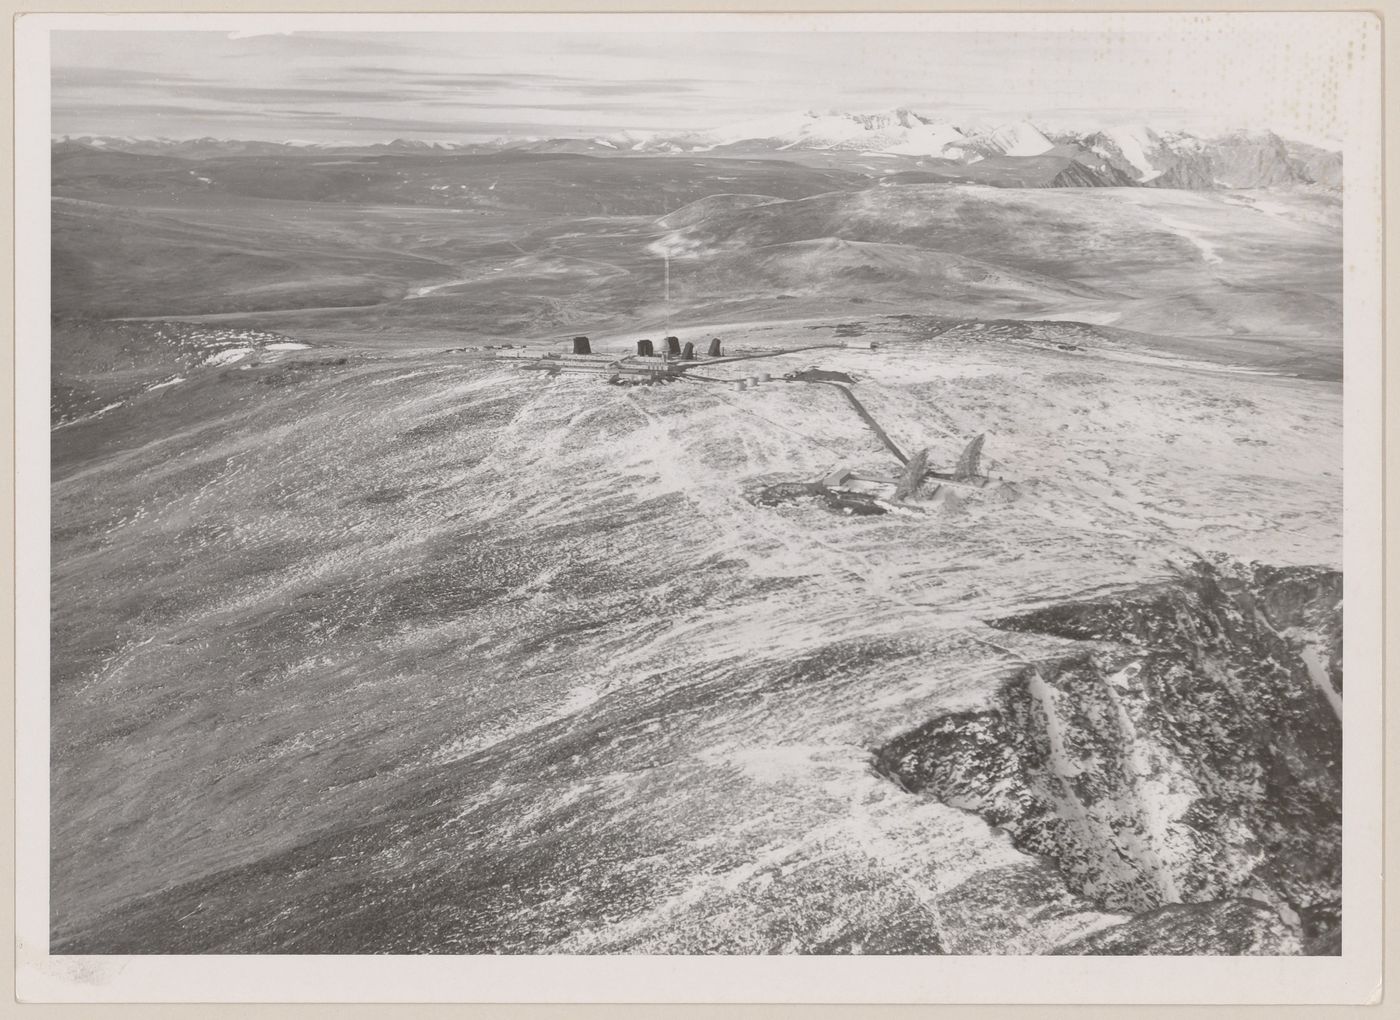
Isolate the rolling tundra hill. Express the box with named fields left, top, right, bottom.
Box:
left=652, top=184, right=1340, bottom=338
left=53, top=148, right=867, bottom=213
left=49, top=311, right=1342, bottom=954
left=662, top=238, right=1114, bottom=314
left=52, top=150, right=1339, bottom=345
left=880, top=154, right=1137, bottom=189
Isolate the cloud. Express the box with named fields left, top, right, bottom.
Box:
left=53, top=66, right=194, bottom=88
left=50, top=98, right=601, bottom=140
left=55, top=101, right=305, bottom=123
left=226, top=29, right=294, bottom=40
left=49, top=24, right=1357, bottom=144
left=168, top=84, right=396, bottom=105
left=220, top=32, right=428, bottom=59
left=335, top=68, right=707, bottom=97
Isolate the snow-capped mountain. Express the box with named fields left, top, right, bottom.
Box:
left=969, top=121, right=1055, bottom=158
left=683, top=109, right=974, bottom=159
left=54, top=111, right=1343, bottom=191
left=595, top=111, right=1336, bottom=189
left=1050, top=125, right=1212, bottom=184
left=614, top=109, right=1056, bottom=161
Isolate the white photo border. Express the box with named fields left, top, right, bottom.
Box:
left=14, top=9, right=1385, bottom=1005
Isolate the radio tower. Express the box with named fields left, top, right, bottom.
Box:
left=661, top=190, right=672, bottom=336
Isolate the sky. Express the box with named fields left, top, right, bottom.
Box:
left=50, top=17, right=1364, bottom=145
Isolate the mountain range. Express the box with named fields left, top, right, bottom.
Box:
left=54, top=109, right=1340, bottom=191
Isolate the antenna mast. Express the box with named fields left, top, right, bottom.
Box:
left=661, top=187, right=672, bottom=336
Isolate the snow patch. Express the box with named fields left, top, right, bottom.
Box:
left=980, top=122, right=1054, bottom=157
left=52, top=401, right=124, bottom=431
left=1102, top=126, right=1160, bottom=178
left=1156, top=216, right=1223, bottom=265
left=1297, top=645, right=1341, bottom=721
left=205, top=347, right=252, bottom=367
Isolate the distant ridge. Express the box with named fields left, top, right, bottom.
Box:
left=53, top=110, right=1341, bottom=191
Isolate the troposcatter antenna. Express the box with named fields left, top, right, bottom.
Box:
left=954, top=434, right=986, bottom=480
left=893, top=448, right=930, bottom=501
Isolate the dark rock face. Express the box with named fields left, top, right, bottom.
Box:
left=874, top=558, right=1341, bottom=954
left=1047, top=160, right=1138, bottom=188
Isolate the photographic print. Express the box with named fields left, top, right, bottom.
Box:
left=19, top=9, right=1384, bottom=1003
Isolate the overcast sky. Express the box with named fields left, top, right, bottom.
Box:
left=51, top=19, right=1361, bottom=145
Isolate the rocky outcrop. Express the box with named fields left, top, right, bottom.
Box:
left=1286, top=141, right=1344, bottom=188
left=1046, top=160, right=1138, bottom=189
left=1144, top=131, right=1329, bottom=190
left=874, top=558, right=1341, bottom=954
left=1054, top=127, right=1341, bottom=191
